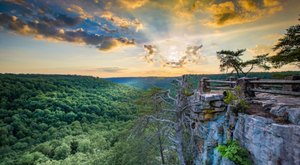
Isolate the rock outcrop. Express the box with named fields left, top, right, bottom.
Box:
left=234, top=114, right=300, bottom=165
left=191, top=92, right=300, bottom=165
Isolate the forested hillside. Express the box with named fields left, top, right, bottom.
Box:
left=0, top=74, right=140, bottom=164
left=107, top=71, right=300, bottom=89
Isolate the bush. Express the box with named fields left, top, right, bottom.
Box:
left=216, top=140, right=251, bottom=165
left=224, top=88, right=249, bottom=114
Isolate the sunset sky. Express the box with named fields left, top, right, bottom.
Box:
left=0, top=0, right=299, bottom=77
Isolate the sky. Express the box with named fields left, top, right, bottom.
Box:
left=0, top=0, right=299, bottom=77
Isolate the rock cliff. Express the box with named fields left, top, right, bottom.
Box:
left=191, top=92, right=300, bottom=165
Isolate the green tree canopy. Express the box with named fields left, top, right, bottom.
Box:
left=217, top=49, right=270, bottom=77
left=270, top=20, right=300, bottom=68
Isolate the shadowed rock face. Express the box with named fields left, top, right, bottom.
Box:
left=191, top=92, right=300, bottom=165
left=234, top=114, right=300, bottom=165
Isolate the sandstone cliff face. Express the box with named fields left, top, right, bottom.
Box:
left=192, top=93, right=300, bottom=165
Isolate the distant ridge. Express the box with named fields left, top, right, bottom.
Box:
left=106, top=71, right=300, bottom=89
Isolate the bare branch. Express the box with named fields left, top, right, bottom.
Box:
left=158, top=96, right=173, bottom=106
left=162, top=109, right=177, bottom=112
left=147, top=115, right=175, bottom=125
left=166, top=89, right=176, bottom=103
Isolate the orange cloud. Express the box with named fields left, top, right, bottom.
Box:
left=238, top=0, right=258, bottom=12
left=101, top=11, right=143, bottom=32
left=67, top=4, right=92, bottom=19
left=263, top=0, right=280, bottom=7
left=97, top=38, right=135, bottom=51
left=205, top=0, right=283, bottom=27
left=119, top=0, right=149, bottom=9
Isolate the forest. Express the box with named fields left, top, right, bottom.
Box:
left=0, top=74, right=147, bottom=165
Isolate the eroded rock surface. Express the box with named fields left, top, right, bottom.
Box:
left=234, top=114, right=300, bottom=165
left=192, top=93, right=300, bottom=165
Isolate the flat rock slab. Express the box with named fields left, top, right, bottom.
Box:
left=254, top=93, right=300, bottom=107
left=200, top=94, right=224, bottom=102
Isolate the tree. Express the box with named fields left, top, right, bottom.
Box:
left=270, top=20, right=300, bottom=68
left=217, top=49, right=270, bottom=77
left=134, top=87, right=168, bottom=164
left=53, top=143, right=70, bottom=160
left=137, top=76, right=195, bottom=165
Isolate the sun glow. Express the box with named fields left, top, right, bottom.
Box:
left=167, top=46, right=181, bottom=62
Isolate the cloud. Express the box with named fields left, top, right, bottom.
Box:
left=143, top=44, right=203, bottom=68
left=262, top=33, right=283, bottom=42
left=248, top=44, right=276, bottom=56
left=263, top=0, right=280, bottom=7
left=66, top=4, right=92, bottom=19
left=97, top=37, right=135, bottom=51
left=94, top=67, right=127, bottom=73
left=101, top=11, right=144, bottom=32
left=0, top=13, right=135, bottom=51
left=205, top=0, right=283, bottom=27
left=238, top=0, right=258, bottom=12
left=118, top=0, right=149, bottom=9
left=0, top=0, right=138, bottom=51
left=143, top=44, right=158, bottom=63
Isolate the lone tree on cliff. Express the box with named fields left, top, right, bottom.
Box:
left=135, top=76, right=196, bottom=165
left=269, top=18, right=300, bottom=68
left=217, top=49, right=270, bottom=78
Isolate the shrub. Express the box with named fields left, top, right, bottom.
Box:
left=224, top=88, right=249, bottom=114
left=217, top=140, right=251, bottom=165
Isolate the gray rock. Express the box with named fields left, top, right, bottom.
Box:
left=193, top=92, right=300, bottom=165
left=233, top=114, right=300, bottom=165
left=200, top=94, right=224, bottom=102
left=287, top=108, right=300, bottom=125
left=211, top=100, right=225, bottom=108
left=270, top=106, right=300, bottom=125
left=270, top=105, right=289, bottom=117
left=220, top=158, right=235, bottom=165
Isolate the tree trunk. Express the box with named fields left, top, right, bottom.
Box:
left=157, top=124, right=165, bottom=165
left=175, top=122, right=186, bottom=165
left=234, top=66, right=241, bottom=78
left=174, top=75, right=189, bottom=165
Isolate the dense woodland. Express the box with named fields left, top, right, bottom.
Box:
left=0, top=71, right=299, bottom=165
left=0, top=74, right=150, bottom=165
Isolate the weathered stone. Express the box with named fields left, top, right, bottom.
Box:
left=210, top=100, right=225, bottom=108
left=220, top=157, right=235, bottom=165
left=200, top=94, right=224, bottom=102
left=270, top=105, right=289, bottom=117
left=233, top=114, right=300, bottom=165
left=287, top=108, right=300, bottom=125
left=270, top=106, right=300, bottom=125
left=193, top=92, right=300, bottom=165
